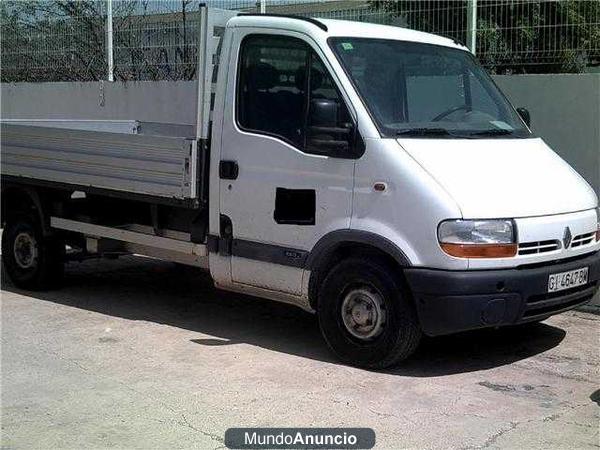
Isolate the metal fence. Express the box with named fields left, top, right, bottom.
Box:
left=1, top=0, right=599, bottom=82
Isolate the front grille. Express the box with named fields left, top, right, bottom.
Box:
left=571, top=231, right=595, bottom=248
left=518, top=239, right=560, bottom=255
left=518, top=230, right=597, bottom=255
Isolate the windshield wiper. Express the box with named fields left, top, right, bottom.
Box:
left=396, top=127, right=520, bottom=139
left=468, top=128, right=515, bottom=137
left=396, top=128, right=456, bottom=137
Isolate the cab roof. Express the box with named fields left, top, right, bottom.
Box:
left=228, top=15, right=467, bottom=51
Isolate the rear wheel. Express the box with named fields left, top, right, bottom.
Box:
left=317, top=256, right=421, bottom=369
left=2, top=215, right=65, bottom=290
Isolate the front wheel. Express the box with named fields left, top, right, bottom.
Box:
left=2, top=215, right=65, bottom=290
left=317, top=257, right=421, bottom=369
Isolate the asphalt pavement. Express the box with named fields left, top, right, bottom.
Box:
left=1, top=255, right=599, bottom=449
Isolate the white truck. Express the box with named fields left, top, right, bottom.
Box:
left=2, top=8, right=599, bottom=369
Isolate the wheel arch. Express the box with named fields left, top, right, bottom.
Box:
left=1, top=184, right=50, bottom=234
left=306, top=230, right=413, bottom=310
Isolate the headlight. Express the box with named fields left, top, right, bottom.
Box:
left=438, top=219, right=517, bottom=258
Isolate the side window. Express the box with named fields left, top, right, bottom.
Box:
left=310, top=54, right=342, bottom=101
left=238, top=35, right=308, bottom=147
left=305, top=54, right=354, bottom=155
left=237, top=34, right=355, bottom=157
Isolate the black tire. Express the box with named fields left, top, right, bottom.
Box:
left=2, top=214, right=65, bottom=290
left=317, top=257, right=421, bottom=369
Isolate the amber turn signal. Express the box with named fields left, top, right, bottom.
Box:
left=441, top=243, right=518, bottom=258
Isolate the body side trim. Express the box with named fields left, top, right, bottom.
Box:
left=232, top=239, right=308, bottom=268
left=207, top=229, right=413, bottom=269
left=207, top=235, right=309, bottom=268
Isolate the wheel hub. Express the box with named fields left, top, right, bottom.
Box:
left=13, top=232, right=38, bottom=269
left=341, top=287, right=386, bottom=340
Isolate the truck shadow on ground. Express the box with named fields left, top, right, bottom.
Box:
left=1, top=255, right=567, bottom=376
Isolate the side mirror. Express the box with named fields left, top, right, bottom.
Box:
left=306, top=99, right=355, bottom=158
left=516, top=107, right=531, bottom=128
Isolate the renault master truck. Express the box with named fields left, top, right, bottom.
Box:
left=2, top=8, right=599, bottom=368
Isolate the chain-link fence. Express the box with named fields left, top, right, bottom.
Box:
left=475, top=0, right=600, bottom=73
left=1, top=1, right=253, bottom=82
left=1, top=0, right=599, bottom=82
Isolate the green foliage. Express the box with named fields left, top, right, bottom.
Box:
left=369, top=0, right=600, bottom=74
left=1, top=0, right=598, bottom=81
left=0, top=0, right=198, bottom=82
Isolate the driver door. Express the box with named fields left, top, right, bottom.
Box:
left=218, top=30, right=358, bottom=295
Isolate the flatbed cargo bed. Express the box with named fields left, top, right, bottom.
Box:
left=1, top=122, right=198, bottom=202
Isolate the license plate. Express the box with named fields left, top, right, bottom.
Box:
left=548, top=267, right=588, bottom=293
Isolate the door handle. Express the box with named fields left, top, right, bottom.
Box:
left=219, top=160, right=239, bottom=180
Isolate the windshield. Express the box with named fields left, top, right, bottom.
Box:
left=329, top=38, right=531, bottom=139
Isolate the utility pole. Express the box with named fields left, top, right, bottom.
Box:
left=106, top=0, right=114, bottom=81
left=260, top=0, right=266, bottom=14
left=466, top=0, right=477, bottom=55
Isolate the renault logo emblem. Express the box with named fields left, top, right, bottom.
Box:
left=563, top=227, right=572, bottom=248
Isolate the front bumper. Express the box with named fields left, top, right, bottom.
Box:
left=405, top=251, right=600, bottom=336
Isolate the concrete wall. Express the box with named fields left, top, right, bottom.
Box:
left=1, top=81, right=197, bottom=125
left=493, top=73, right=600, bottom=196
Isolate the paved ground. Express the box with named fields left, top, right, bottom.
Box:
left=1, top=255, right=599, bottom=449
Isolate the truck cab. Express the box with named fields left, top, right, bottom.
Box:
left=2, top=11, right=599, bottom=369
